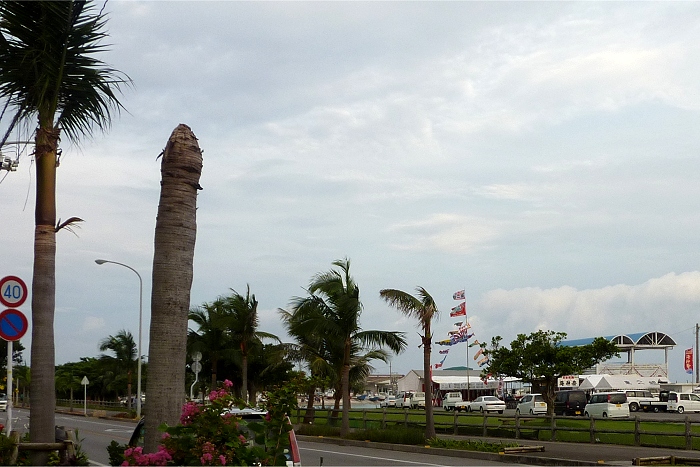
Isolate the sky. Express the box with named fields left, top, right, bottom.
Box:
left=3, top=1, right=700, bottom=383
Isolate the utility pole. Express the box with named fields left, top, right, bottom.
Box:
left=693, top=323, right=700, bottom=384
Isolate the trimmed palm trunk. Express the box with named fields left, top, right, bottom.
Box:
left=145, top=124, right=202, bottom=453
left=422, top=321, right=435, bottom=438
left=29, top=125, right=59, bottom=465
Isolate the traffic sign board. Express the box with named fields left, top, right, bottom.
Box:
left=0, top=276, right=28, bottom=308
left=0, top=309, right=28, bottom=341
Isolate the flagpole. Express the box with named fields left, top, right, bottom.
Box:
left=465, top=291, right=470, bottom=403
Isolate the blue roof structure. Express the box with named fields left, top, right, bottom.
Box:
left=562, top=331, right=676, bottom=349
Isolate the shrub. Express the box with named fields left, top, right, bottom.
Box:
left=345, top=426, right=426, bottom=445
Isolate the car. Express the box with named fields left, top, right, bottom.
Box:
left=395, top=391, right=413, bottom=409
left=468, top=395, right=505, bottom=414
left=554, top=390, right=587, bottom=416
left=380, top=395, right=396, bottom=408
left=624, top=390, right=655, bottom=412
left=0, top=393, right=7, bottom=412
left=515, top=393, right=547, bottom=415
left=410, top=392, right=426, bottom=409
left=129, top=408, right=301, bottom=467
left=667, top=392, right=700, bottom=414
left=584, top=392, right=629, bottom=418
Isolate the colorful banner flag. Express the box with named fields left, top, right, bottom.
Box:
left=473, top=347, right=484, bottom=360
left=468, top=339, right=480, bottom=348
left=477, top=356, right=489, bottom=366
left=434, top=362, right=443, bottom=369
left=685, top=348, right=694, bottom=374
left=436, top=338, right=453, bottom=346
left=439, top=349, right=449, bottom=354
left=450, top=302, right=466, bottom=317
left=453, top=321, right=463, bottom=327
left=453, top=290, right=465, bottom=300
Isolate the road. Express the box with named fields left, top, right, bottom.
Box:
left=4, top=407, right=700, bottom=465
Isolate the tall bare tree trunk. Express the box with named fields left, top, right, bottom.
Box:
left=423, top=328, right=436, bottom=438
left=29, top=126, right=59, bottom=465
left=145, top=124, right=202, bottom=453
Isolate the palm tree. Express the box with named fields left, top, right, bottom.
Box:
left=380, top=287, right=439, bottom=438
left=146, top=124, right=203, bottom=453
left=98, top=330, right=137, bottom=408
left=289, top=259, right=407, bottom=435
left=189, top=298, right=237, bottom=389
left=226, top=285, right=279, bottom=403
left=0, top=2, right=129, bottom=458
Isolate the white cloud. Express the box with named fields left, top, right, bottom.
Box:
left=82, top=317, right=106, bottom=333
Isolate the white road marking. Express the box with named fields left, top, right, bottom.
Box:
left=300, top=447, right=449, bottom=466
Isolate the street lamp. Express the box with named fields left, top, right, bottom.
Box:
left=95, top=259, right=143, bottom=418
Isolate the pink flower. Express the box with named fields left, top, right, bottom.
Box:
left=219, top=454, right=227, bottom=465
left=223, top=379, right=233, bottom=388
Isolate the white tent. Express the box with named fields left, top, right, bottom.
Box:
left=579, top=374, right=662, bottom=392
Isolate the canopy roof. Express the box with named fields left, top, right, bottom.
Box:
left=562, top=331, right=676, bottom=350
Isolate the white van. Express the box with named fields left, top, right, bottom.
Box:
left=584, top=392, right=629, bottom=418
left=667, top=392, right=700, bottom=413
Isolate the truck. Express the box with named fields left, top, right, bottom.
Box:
left=442, top=392, right=469, bottom=411
left=638, top=390, right=670, bottom=413
left=409, top=391, right=426, bottom=409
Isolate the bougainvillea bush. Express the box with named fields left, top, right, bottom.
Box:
left=121, top=378, right=300, bottom=466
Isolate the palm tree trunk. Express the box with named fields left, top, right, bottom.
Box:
left=340, top=341, right=351, bottom=436
left=423, top=329, right=436, bottom=438
left=29, top=125, right=59, bottom=466
left=241, top=353, right=248, bottom=404
left=145, top=124, right=202, bottom=453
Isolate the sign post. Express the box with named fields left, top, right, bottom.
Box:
left=81, top=376, right=89, bottom=415
left=0, top=275, right=28, bottom=435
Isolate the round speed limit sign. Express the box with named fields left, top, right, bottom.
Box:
left=0, top=276, right=28, bottom=308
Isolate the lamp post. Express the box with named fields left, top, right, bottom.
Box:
left=95, top=259, right=143, bottom=418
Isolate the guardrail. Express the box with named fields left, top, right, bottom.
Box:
left=293, top=407, right=700, bottom=450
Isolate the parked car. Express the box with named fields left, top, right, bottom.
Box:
left=0, top=393, right=7, bottom=412
left=468, top=396, right=505, bottom=414
left=584, top=392, right=629, bottom=418
left=624, top=390, right=655, bottom=412
left=409, top=391, right=426, bottom=409
left=554, top=390, right=587, bottom=416
left=667, top=392, right=700, bottom=414
left=129, top=408, right=301, bottom=466
left=515, top=393, right=547, bottom=415
left=395, top=391, right=413, bottom=409
left=379, top=395, right=396, bottom=408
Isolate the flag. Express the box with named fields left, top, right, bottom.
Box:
left=453, top=321, right=463, bottom=327
left=473, top=347, right=484, bottom=360
left=436, top=338, right=453, bottom=346
left=477, top=356, right=489, bottom=366
left=450, top=302, right=466, bottom=317
left=469, top=339, right=480, bottom=348
left=453, top=290, right=465, bottom=300
left=685, top=348, right=694, bottom=374
left=434, top=362, right=443, bottom=369
left=439, top=349, right=449, bottom=354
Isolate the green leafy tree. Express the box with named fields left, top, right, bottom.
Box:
left=189, top=298, right=237, bottom=389
left=0, top=2, right=129, bottom=459
left=226, top=285, right=279, bottom=403
left=482, top=330, right=619, bottom=415
left=379, top=287, right=439, bottom=438
left=98, top=330, right=137, bottom=408
left=286, top=258, right=407, bottom=436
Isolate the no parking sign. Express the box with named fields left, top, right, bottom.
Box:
left=0, top=308, right=28, bottom=341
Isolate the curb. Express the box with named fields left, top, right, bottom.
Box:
left=296, top=435, right=606, bottom=466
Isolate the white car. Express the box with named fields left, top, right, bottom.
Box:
left=0, top=393, right=6, bottom=412
left=516, top=393, right=547, bottom=415
left=584, top=392, right=629, bottom=418
left=468, top=396, right=505, bottom=414
left=379, top=395, right=396, bottom=408
left=667, top=392, right=700, bottom=414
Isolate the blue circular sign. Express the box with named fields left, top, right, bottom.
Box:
left=0, top=308, right=28, bottom=341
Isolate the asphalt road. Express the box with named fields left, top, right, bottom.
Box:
left=4, top=407, right=700, bottom=466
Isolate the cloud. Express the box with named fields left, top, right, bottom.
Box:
left=477, top=271, right=700, bottom=341
left=82, top=317, right=106, bottom=333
